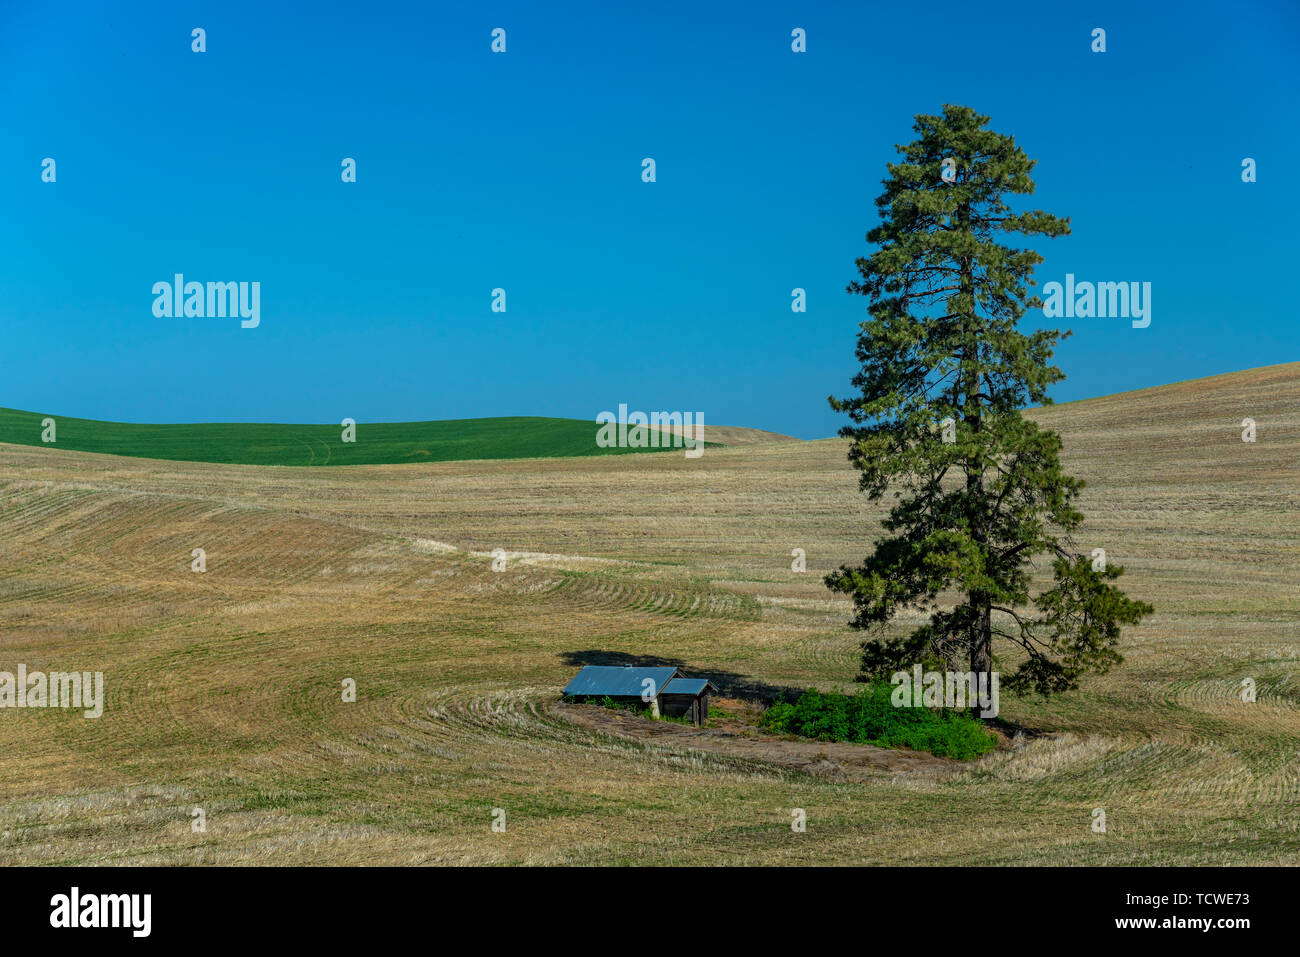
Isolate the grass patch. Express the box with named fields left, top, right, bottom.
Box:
left=760, top=684, right=998, bottom=760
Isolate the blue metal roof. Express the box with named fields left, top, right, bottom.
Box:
left=662, top=677, right=713, bottom=696
left=562, top=665, right=680, bottom=698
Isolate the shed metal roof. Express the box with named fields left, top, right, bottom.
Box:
left=661, top=677, right=713, bottom=697
left=562, top=665, right=680, bottom=698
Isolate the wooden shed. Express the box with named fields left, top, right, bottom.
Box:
left=562, top=665, right=716, bottom=726
left=658, top=677, right=715, bottom=726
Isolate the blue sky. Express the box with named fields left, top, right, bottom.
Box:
left=2, top=0, right=1297, bottom=439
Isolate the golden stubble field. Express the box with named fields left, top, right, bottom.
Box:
left=0, top=363, right=1297, bottom=864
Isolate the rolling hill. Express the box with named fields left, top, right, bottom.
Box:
left=0, top=363, right=1295, bottom=865
left=0, top=408, right=782, bottom=466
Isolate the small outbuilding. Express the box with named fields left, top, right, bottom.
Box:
left=658, top=676, right=714, bottom=726
left=562, top=665, right=716, bottom=726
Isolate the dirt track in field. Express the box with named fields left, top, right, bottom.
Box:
left=553, top=700, right=959, bottom=781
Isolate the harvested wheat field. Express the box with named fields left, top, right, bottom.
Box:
left=0, top=363, right=1297, bottom=865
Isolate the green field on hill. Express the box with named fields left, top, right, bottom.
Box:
left=0, top=408, right=712, bottom=466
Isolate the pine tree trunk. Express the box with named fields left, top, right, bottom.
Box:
left=971, top=603, right=992, bottom=684
left=957, top=194, right=993, bottom=702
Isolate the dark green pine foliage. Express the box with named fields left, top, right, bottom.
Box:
left=826, top=105, right=1152, bottom=698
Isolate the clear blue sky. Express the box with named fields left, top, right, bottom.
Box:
left=3, top=0, right=1296, bottom=439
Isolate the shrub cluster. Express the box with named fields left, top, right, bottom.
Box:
left=759, top=683, right=997, bottom=760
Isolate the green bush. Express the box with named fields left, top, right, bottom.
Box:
left=759, top=683, right=997, bottom=760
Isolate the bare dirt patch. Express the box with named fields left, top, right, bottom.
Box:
left=551, top=698, right=961, bottom=781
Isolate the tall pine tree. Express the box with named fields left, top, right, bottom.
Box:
left=827, top=105, right=1151, bottom=698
